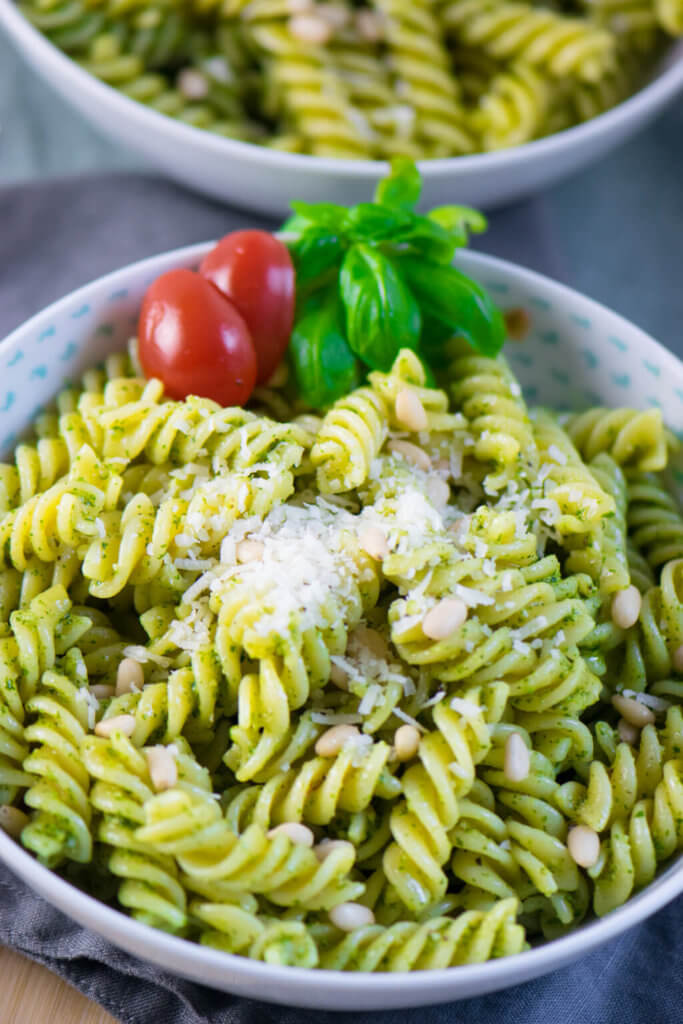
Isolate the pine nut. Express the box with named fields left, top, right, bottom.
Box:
left=90, top=684, right=115, bottom=700
left=267, top=822, right=314, bottom=847
left=318, top=3, right=349, bottom=28
left=617, top=717, right=640, bottom=745
left=611, top=585, right=642, bottom=629
left=612, top=694, right=655, bottom=727
left=394, top=724, right=420, bottom=761
left=236, top=539, right=265, bottom=564
left=395, top=389, right=428, bottom=432
left=387, top=439, right=432, bottom=471
left=116, top=657, right=144, bottom=696
left=94, top=714, right=136, bottom=739
left=329, top=663, right=349, bottom=690
left=673, top=644, right=683, bottom=674
left=177, top=68, right=209, bottom=100
left=567, top=824, right=600, bottom=868
left=329, top=902, right=375, bottom=931
left=289, top=13, right=333, bottom=44
left=504, top=732, right=530, bottom=782
left=504, top=308, right=531, bottom=341
left=314, top=838, right=354, bottom=861
left=0, top=805, right=29, bottom=839
left=355, top=9, right=384, bottom=41
left=315, top=724, right=360, bottom=758
left=203, top=56, right=231, bottom=84
left=352, top=625, right=388, bottom=660
left=426, top=476, right=450, bottom=509
left=146, top=746, right=178, bottom=791
left=422, top=598, right=468, bottom=640
left=358, top=525, right=389, bottom=560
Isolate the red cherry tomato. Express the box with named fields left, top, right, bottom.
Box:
left=200, top=230, right=295, bottom=385
left=138, top=268, right=257, bottom=406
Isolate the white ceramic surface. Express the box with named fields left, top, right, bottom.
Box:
left=0, top=243, right=681, bottom=1009
left=1, top=0, right=683, bottom=215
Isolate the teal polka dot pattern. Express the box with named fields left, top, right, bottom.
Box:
left=0, top=244, right=679, bottom=507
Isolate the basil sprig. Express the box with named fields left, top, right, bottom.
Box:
left=284, top=159, right=504, bottom=407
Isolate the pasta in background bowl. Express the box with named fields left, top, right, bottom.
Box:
left=0, top=0, right=682, bottom=214
left=0, top=242, right=680, bottom=1009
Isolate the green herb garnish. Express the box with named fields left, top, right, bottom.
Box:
left=282, top=158, right=504, bottom=407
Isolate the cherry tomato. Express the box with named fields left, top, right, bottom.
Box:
left=200, top=230, right=295, bottom=385
left=138, top=269, right=257, bottom=406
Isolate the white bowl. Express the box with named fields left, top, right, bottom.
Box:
left=0, top=243, right=681, bottom=1009
left=1, top=0, right=683, bottom=216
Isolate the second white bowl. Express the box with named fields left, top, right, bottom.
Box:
left=1, top=0, right=682, bottom=215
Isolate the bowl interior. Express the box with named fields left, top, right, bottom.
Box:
left=0, top=244, right=681, bottom=1009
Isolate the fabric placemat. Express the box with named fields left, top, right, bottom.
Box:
left=0, top=172, right=680, bottom=1024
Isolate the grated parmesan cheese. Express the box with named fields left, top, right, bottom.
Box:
left=392, top=708, right=427, bottom=732
left=621, top=689, right=671, bottom=711
left=311, top=711, right=364, bottom=725
left=450, top=696, right=483, bottom=718
left=122, top=645, right=171, bottom=668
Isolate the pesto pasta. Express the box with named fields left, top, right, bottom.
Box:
left=0, top=328, right=681, bottom=972
left=15, top=0, right=682, bottom=159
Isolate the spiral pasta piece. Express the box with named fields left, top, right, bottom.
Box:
left=626, top=471, right=683, bottom=569
left=564, top=407, right=669, bottom=472
left=321, top=897, right=524, bottom=970
left=446, top=337, right=538, bottom=491
left=21, top=653, right=94, bottom=866
left=247, top=21, right=377, bottom=157
left=590, top=758, right=683, bottom=916
left=311, top=386, right=389, bottom=493
left=618, top=565, right=683, bottom=692
left=472, top=61, right=551, bottom=149
left=136, top=786, right=364, bottom=909
left=0, top=639, right=31, bottom=805
left=439, top=0, right=616, bottom=82
left=565, top=454, right=630, bottom=596
left=532, top=409, right=615, bottom=536
left=369, top=0, right=475, bottom=156
left=555, top=723, right=665, bottom=832
left=9, top=585, right=93, bottom=702
left=224, top=735, right=400, bottom=828
left=195, top=899, right=319, bottom=965
left=383, top=687, right=505, bottom=913
left=82, top=732, right=209, bottom=932
left=654, top=0, right=683, bottom=33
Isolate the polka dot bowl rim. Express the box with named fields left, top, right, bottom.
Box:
left=0, top=242, right=680, bottom=1010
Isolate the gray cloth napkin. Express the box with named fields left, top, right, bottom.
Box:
left=0, top=172, right=680, bottom=1024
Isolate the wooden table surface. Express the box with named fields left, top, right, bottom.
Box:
left=1, top=945, right=116, bottom=1024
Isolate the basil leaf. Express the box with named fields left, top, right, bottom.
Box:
left=288, top=200, right=348, bottom=231
left=289, top=287, right=361, bottom=408
left=398, top=255, right=505, bottom=358
left=391, top=214, right=460, bottom=264
left=288, top=227, right=344, bottom=289
left=278, top=213, right=313, bottom=241
left=374, top=158, right=421, bottom=212
left=343, top=202, right=412, bottom=242
left=340, top=244, right=421, bottom=371
left=428, top=206, right=488, bottom=248
left=418, top=313, right=454, bottom=369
